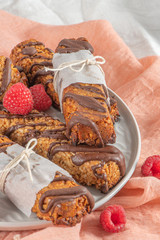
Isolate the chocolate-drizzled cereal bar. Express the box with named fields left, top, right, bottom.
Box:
left=32, top=171, right=94, bottom=225
left=10, top=39, right=59, bottom=108
left=62, top=83, right=116, bottom=147
left=0, top=134, right=94, bottom=226
left=0, top=56, right=28, bottom=102
left=0, top=106, right=125, bottom=193
left=54, top=38, right=117, bottom=146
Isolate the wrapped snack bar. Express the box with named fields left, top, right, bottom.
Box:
left=0, top=136, right=94, bottom=226
left=51, top=38, right=116, bottom=146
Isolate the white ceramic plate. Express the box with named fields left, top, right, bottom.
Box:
left=0, top=89, right=141, bottom=231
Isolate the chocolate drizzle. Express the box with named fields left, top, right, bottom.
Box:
left=50, top=144, right=125, bottom=174
left=102, top=85, right=111, bottom=110
left=29, top=61, right=52, bottom=73
left=71, top=83, right=105, bottom=96
left=21, top=55, right=52, bottom=61
left=32, top=69, right=54, bottom=85
left=66, top=114, right=104, bottom=147
left=92, top=163, right=107, bottom=180
left=0, top=140, right=14, bottom=153
left=0, top=106, right=47, bottom=119
left=3, top=123, right=66, bottom=147
left=40, top=128, right=67, bottom=139
left=5, top=123, right=47, bottom=137
left=51, top=172, right=73, bottom=182
left=45, top=47, right=54, bottom=53
left=44, top=78, right=53, bottom=90
left=63, top=92, right=106, bottom=113
left=19, top=41, right=53, bottom=70
left=0, top=142, right=13, bottom=147
left=48, top=144, right=125, bottom=193
left=25, top=127, right=67, bottom=147
left=71, top=83, right=109, bottom=107
left=39, top=185, right=94, bottom=214
left=19, top=41, right=44, bottom=47
left=22, top=47, right=37, bottom=56
left=56, top=38, right=94, bottom=54
left=0, top=105, right=8, bottom=112
left=110, top=96, right=117, bottom=106
left=63, top=85, right=109, bottom=146
left=14, top=65, right=23, bottom=73
left=47, top=141, right=63, bottom=159
left=62, top=81, right=115, bottom=146
left=0, top=112, right=46, bottom=119
left=0, top=58, right=12, bottom=96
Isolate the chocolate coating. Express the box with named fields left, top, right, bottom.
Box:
left=14, top=65, right=23, bottom=73
left=55, top=38, right=94, bottom=54
left=63, top=92, right=107, bottom=113
left=39, top=184, right=94, bottom=214
left=0, top=58, right=11, bottom=96
left=62, top=82, right=113, bottom=146
left=71, top=83, right=105, bottom=96
left=22, top=47, right=37, bottom=56
left=29, top=61, right=52, bottom=73
left=18, top=41, right=44, bottom=47
left=49, top=144, right=125, bottom=193
left=32, top=69, right=54, bottom=85
left=66, top=114, right=104, bottom=147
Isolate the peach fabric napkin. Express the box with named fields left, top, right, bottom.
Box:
left=0, top=10, right=160, bottom=240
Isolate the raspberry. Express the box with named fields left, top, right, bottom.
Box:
left=30, top=84, right=52, bottom=112
left=141, top=155, right=160, bottom=179
left=3, top=83, right=33, bottom=115
left=100, top=205, right=126, bottom=233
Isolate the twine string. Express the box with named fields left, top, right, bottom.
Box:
left=0, top=138, right=37, bottom=193
left=44, top=55, right=106, bottom=92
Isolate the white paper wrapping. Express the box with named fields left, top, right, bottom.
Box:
left=52, top=50, right=107, bottom=110
left=0, top=144, right=72, bottom=217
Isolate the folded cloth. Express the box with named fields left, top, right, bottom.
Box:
left=0, top=10, right=160, bottom=240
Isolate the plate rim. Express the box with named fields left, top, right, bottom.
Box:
left=0, top=88, right=141, bottom=231
left=93, top=88, right=141, bottom=210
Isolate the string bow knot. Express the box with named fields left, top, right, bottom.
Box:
left=45, top=55, right=106, bottom=91
left=0, top=138, right=37, bottom=193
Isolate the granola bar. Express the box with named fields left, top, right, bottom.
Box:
left=10, top=39, right=59, bottom=108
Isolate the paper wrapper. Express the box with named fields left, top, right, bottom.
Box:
left=0, top=143, right=72, bottom=217
left=52, top=50, right=108, bottom=110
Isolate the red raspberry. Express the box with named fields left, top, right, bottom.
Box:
left=141, top=155, right=160, bottom=179
left=3, top=83, right=33, bottom=115
left=100, top=205, right=126, bottom=233
left=30, top=84, right=52, bottom=112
